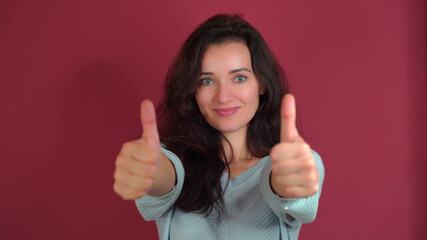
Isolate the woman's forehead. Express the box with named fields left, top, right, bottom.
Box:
left=201, top=41, right=253, bottom=73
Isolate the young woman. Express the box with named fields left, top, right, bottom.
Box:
left=113, top=14, right=325, bottom=240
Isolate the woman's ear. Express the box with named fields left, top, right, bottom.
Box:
left=259, top=85, right=265, bottom=95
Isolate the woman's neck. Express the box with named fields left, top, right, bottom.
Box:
left=222, top=127, right=253, bottom=164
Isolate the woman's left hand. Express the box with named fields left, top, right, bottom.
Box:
left=270, top=94, right=319, bottom=198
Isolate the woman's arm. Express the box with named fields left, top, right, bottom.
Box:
left=146, top=153, right=176, bottom=197
left=135, top=146, right=185, bottom=221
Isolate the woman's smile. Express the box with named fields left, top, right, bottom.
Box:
left=213, top=107, right=241, bottom=117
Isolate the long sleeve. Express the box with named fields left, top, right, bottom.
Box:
left=134, top=147, right=185, bottom=221
left=259, top=149, right=325, bottom=228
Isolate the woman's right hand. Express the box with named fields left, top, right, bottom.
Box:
left=113, top=100, right=162, bottom=200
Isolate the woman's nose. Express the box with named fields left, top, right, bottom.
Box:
left=215, top=82, right=234, bottom=104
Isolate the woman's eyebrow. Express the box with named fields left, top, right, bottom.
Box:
left=229, top=68, right=252, bottom=74
left=200, top=68, right=252, bottom=75
left=200, top=71, right=214, bottom=75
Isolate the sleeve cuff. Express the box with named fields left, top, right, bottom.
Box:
left=134, top=146, right=185, bottom=221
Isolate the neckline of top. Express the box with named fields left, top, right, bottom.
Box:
left=222, top=156, right=269, bottom=187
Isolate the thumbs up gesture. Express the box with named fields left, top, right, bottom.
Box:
left=270, top=94, right=319, bottom=198
left=113, top=100, right=162, bottom=200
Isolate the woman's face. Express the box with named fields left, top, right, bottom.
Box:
left=195, top=41, right=264, bottom=136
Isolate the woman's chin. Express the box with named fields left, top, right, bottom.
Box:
left=211, top=124, right=247, bottom=136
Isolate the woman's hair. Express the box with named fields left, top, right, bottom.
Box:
left=157, top=13, right=290, bottom=216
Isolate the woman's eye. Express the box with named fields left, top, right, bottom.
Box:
left=234, top=76, right=247, bottom=83
left=200, top=78, right=213, bottom=85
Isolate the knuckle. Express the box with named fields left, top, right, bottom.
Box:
left=270, top=144, right=280, bottom=154
left=149, top=151, right=159, bottom=162
left=115, top=157, right=127, bottom=169
left=125, top=189, right=138, bottom=200
left=308, top=172, right=319, bottom=182
left=122, top=142, right=135, bottom=152
left=122, top=194, right=133, bottom=200
left=135, top=191, right=146, bottom=199
left=271, top=143, right=287, bottom=160
left=113, top=170, right=120, bottom=181
left=114, top=171, right=125, bottom=182
left=299, top=143, right=311, bottom=153
left=304, top=150, right=314, bottom=159
left=314, top=171, right=320, bottom=182
left=284, top=188, right=294, bottom=198
left=301, top=155, right=315, bottom=169
left=310, top=185, right=319, bottom=195
left=115, top=184, right=139, bottom=200
left=309, top=161, right=318, bottom=172
left=113, top=183, right=121, bottom=195
left=122, top=142, right=130, bottom=151
left=299, top=159, right=310, bottom=170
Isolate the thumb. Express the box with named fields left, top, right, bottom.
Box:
left=140, top=100, right=160, bottom=148
left=280, top=94, right=299, bottom=142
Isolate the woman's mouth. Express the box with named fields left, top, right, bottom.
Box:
left=213, top=107, right=240, bottom=117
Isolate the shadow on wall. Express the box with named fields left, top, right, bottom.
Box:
left=56, top=63, right=156, bottom=237
left=409, top=2, right=427, bottom=238
left=60, top=62, right=141, bottom=199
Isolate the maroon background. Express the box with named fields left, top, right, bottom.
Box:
left=1, top=0, right=426, bottom=239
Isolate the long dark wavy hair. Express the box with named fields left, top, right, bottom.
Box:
left=157, top=14, right=290, bottom=216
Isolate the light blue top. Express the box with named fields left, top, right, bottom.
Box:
left=135, top=147, right=325, bottom=240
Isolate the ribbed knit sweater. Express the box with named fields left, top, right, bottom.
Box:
left=135, top=147, right=325, bottom=240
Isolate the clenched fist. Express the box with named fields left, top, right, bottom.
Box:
left=270, top=94, right=319, bottom=198
left=113, top=100, right=162, bottom=200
